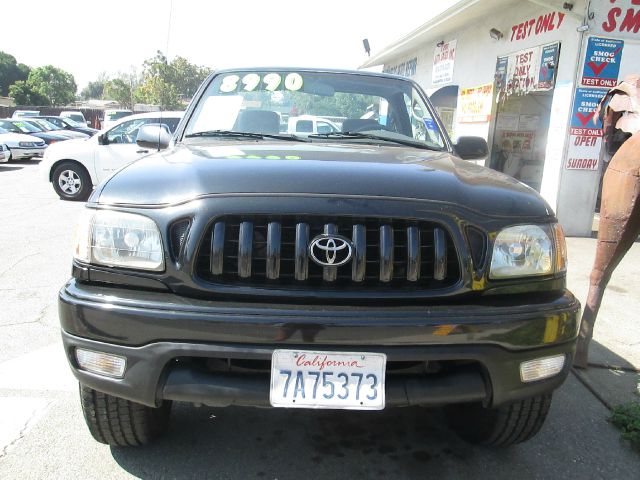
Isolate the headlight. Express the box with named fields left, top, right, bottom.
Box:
left=489, top=224, right=566, bottom=279
left=73, top=209, right=164, bottom=271
left=19, top=141, right=35, bottom=147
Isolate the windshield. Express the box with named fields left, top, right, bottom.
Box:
left=6, top=120, right=40, bottom=133
left=31, top=119, right=58, bottom=131
left=64, top=118, right=85, bottom=127
left=184, top=70, right=446, bottom=150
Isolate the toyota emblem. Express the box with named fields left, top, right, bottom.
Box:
left=309, top=234, right=353, bottom=267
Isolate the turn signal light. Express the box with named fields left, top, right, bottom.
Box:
left=520, top=355, right=565, bottom=383
left=76, top=348, right=126, bottom=378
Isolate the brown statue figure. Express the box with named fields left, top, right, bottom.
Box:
left=574, top=74, right=640, bottom=368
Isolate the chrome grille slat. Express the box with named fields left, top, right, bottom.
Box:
left=266, top=222, right=281, bottom=280
left=210, top=222, right=225, bottom=275
left=197, top=216, right=460, bottom=291
left=238, top=221, right=253, bottom=278
left=295, top=223, right=309, bottom=281
left=406, top=226, right=421, bottom=282
left=379, top=225, right=394, bottom=282
left=323, top=223, right=338, bottom=282
left=433, top=227, right=447, bottom=281
left=351, top=224, right=366, bottom=282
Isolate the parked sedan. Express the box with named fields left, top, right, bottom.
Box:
left=22, top=118, right=89, bottom=139
left=34, top=116, right=98, bottom=136
left=41, top=111, right=183, bottom=200
left=0, top=126, right=47, bottom=160
left=0, top=119, right=69, bottom=145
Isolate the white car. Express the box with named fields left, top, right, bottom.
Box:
left=0, top=127, right=47, bottom=160
left=41, top=111, right=183, bottom=201
left=287, top=115, right=340, bottom=135
left=101, top=109, right=133, bottom=130
left=0, top=144, right=7, bottom=163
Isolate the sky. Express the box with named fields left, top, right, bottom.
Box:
left=1, top=0, right=459, bottom=91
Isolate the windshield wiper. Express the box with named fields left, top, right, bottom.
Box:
left=308, top=131, right=441, bottom=150
left=185, top=130, right=308, bottom=142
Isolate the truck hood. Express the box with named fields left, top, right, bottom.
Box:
left=95, top=142, right=554, bottom=218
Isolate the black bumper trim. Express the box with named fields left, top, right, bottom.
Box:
left=162, top=366, right=487, bottom=407
left=61, top=331, right=574, bottom=409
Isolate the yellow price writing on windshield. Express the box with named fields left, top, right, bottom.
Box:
left=219, top=73, right=303, bottom=93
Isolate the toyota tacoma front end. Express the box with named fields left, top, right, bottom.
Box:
left=59, top=68, right=580, bottom=447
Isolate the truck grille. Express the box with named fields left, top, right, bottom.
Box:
left=195, top=216, right=460, bottom=289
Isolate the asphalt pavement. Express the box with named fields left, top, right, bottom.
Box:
left=0, top=159, right=638, bottom=479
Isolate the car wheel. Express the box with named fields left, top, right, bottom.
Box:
left=52, top=161, right=91, bottom=201
left=79, top=384, right=172, bottom=446
left=444, top=394, right=552, bottom=446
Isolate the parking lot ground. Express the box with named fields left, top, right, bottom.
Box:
left=1, top=160, right=639, bottom=479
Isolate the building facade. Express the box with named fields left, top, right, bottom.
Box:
left=361, top=0, right=640, bottom=236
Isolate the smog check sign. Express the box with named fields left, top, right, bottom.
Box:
left=570, top=88, right=605, bottom=137
left=581, top=37, right=624, bottom=88
left=566, top=88, right=606, bottom=171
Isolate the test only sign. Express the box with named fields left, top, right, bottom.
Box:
left=566, top=87, right=605, bottom=170
left=581, top=36, right=624, bottom=88
left=432, top=40, right=456, bottom=86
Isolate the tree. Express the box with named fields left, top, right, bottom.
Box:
left=27, top=65, right=77, bottom=105
left=0, top=51, right=30, bottom=96
left=170, top=56, right=211, bottom=99
left=103, top=78, right=134, bottom=109
left=81, top=73, right=108, bottom=100
left=8, top=80, right=49, bottom=105
left=134, top=51, right=211, bottom=109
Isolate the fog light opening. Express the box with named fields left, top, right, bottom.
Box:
left=76, top=348, right=126, bottom=378
left=520, top=355, right=565, bottom=383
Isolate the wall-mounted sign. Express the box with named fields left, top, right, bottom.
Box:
left=510, top=12, right=566, bottom=42
left=496, top=43, right=560, bottom=98
left=570, top=87, right=605, bottom=136
left=432, top=40, right=456, bottom=86
left=458, top=84, right=494, bottom=123
left=581, top=36, right=624, bottom=88
left=566, top=87, right=606, bottom=170
left=383, top=57, right=418, bottom=77
left=538, top=43, right=560, bottom=89
left=595, top=1, right=640, bottom=38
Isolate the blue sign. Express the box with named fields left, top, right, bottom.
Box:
left=538, top=43, right=559, bottom=88
left=581, top=36, right=624, bottom=88
left=570, top=87, right=605, bottom=136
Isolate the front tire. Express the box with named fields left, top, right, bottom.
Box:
left=79, top=384, right=172, bottom=446
left=444, top=394, right=552, bottom=446
left=52, top=161, right=92, bottom=201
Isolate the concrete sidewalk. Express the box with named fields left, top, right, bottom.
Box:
left=565, top=237, right=640, bottom=409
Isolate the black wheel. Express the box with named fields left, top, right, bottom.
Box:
left=79, top=384, right=172, bottom=446
left=444, top=394, right=552, bottom=446
left=52, top=161, right=92, bottom=201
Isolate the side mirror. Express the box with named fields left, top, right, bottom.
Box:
left=454, top=136, right=489, bottom=160
left=97, top=133, right=108, bottom=145
left=86, top=121, right=91, bottom=126
left=136, top=125, right=171, bottom=150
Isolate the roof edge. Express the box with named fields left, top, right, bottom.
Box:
left=359, top=0, right=480, bottom=68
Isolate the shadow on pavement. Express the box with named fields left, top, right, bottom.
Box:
left=573, top=339, right=640, bottom=408
left=0, top=165, right=24, bottom=172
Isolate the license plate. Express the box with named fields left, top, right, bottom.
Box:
left=270, top=349, right=386, bottom=410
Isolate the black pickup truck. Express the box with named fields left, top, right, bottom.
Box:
left=59, top=68, right=580, bottom=447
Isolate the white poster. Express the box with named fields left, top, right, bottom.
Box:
left=432, top=40, right=456, bottom=86
left=565, top=135, right=602, bottom=170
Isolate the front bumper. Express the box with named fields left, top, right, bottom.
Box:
left=9, top=146, right=46, bottom=159
left=59, top=279, right=580, bottom=409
